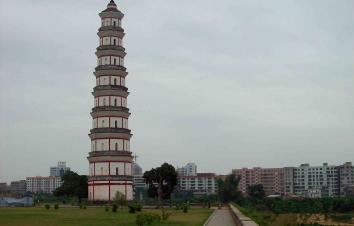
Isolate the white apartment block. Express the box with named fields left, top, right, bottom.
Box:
left=293, top=163, right=339, bottom=198
left=26, top=177, right=62, bottom=194
left=177, top=163, right=197, bottom=176
left=178, top=173, right=218, bottom=196
left=50, top=161, right=70, bottom=177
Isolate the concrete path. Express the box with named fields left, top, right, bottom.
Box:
left=205, top=207, right=236, bottom=226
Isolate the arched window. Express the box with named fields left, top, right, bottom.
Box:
left=113, top=39, right=116, bottom=46
left=115, top=143, right=118, bottom=151
left=115, top=121, right=118, bottom=128
left=116, top=167, right=119, bottom=175
left=114, top=99, right=117, bottom=106
left=103, top=98, right=106, bottom=106
left=102, top=120, right=105, bottom=127
left=113, top=21, right=116, bottom=27
left=113, top=78, right=117, bottom=85
left=113, top=58, right=117, bottom=65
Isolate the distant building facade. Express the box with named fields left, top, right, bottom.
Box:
left=26, top=177, right=62, bottom=194
left=178, top=173, right=218, bottom=196
left=132, top=163, right=146, bottom=200
left=50, top=162, right=70, bottom=177
left=177, top=163, right=197, bottom=177
left=233, top=168, right=284, bottom=196
left=232, top=162, right=353, bottom=198
left=9, top=180, right=26, bottom=195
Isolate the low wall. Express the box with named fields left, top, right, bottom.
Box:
left=229, top=204, right=259, bottom=226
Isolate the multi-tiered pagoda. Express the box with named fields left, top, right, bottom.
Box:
left=88, top=0, right=133, bottom=201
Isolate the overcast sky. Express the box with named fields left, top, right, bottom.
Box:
left=0, top=0, right=353, bottom=183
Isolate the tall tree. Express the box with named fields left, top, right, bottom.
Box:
left=217, top=174, right=243, bottom=203
left=54, top=171, right=88, bottom=202
left=143, top=163, right=177, bottom=204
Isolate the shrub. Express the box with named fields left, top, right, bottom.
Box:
left=104, top=205, right=110, bottom=212
left=330, top=213, right=353, bottom=222
left=83, top=205, right=87, bottom=210
left=161, top=208, right=171, bottom=220
left=54, top=204, right=59, bottom=210
left=182, top=203, right=189, bottom=213
left=44, top=204, right=50, bottom=210
left=129, top=205, right=136, bottom=214
left=112, top=204, right=118, bottom=212
left=136, top=213, right=161, bottom=226
left=129, top=203, right=143, bottom=214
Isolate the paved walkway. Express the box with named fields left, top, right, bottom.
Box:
left=205, top=208, right=236, bottom=226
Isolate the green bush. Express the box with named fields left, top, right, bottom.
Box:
left=112, top=204, right=118, bottom=212
left=44, top=204, right=50, bottom=210
left=182, top=203, right=189, bottom=213
left=136, top=213, right=161, bottom=226
left=82, top=205, right=87, bottom=210
left=54, top=204, right=59, bottom=210
left=129, top=203, right=143, bottom=214
left=161, top=209, right=171, bottom=220
left=104, top=205, right=110, bottom=212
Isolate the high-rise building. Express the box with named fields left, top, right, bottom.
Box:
left=232, top=167, right=284, bottom=196
left=293, top=163, right=339, bottom=198
left=87, top=0, right=133, bottom=202
left=178, top=173, right=218, bottom=196
left=338, top=162, right=354, bottom=197
left=177, top=163, right=197, bottom=176
left=9, top=180, right=26, bottom=195
left=132, top=163, right=146, bottom=200
left=26, top=177, right=62, bottom=194
left=50, top=162, right=70, bottom=177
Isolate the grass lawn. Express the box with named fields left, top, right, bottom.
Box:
left=0, top=207, right=213, bottom=226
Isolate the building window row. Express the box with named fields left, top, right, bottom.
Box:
left=101, top=18, right=121, bottom=27
left=100, top=36, right=123, bottom=46
left=91, top=139, right=130, bottom=152
left=98, top=56, right=124, bottom=66
left=96, top=76, right=125, bottom=86
left=89, top=162, right=131, bottom=176
left=94, top=96, right=127, bottom=108
left=92, top=117, right=128, bottom=129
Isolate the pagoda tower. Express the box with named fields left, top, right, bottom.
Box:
left=88, top=0, right=133, bottom=201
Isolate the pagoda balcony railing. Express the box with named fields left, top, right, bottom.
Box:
left=95, top=65, right=126, bottom=71
left=91, top=106, right=130, bottom=113
left=97, top=45, right=125, bottom=52
left=88, top=175, right=133, bottom=182
left=88, top=151, right=132, bottom=157
left=93, top=85, right=128, bottom=92
left=99, top=25, right=124, bottom=32
left=90, top=128, right=131, bottom=134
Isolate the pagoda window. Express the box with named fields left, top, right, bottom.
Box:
left=114, top=99, right=117, bottom=106
left=115, top=143, right=118, bottom=151
left=115, top=121, right=118, bottom=128
left=116, top=167, right=119, bottom=175
left=113, top=78, right=117, bottom=85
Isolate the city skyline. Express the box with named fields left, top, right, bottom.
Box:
left=1, top=0, right=353, bottom=183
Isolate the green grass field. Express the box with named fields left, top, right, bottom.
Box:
left=0, top=207, right=213, bottom=226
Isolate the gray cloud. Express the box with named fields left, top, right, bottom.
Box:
left=0, top=0, right=353, bottom=182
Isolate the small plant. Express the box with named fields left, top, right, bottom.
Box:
left=44, top=204, right=50, bottom=210
left=79, top=203, right=83, bottom=209
left=182, top=203, right=189, bottom=213
left=161, top=208, right=171, bottom=220
left=104, top=205, right=110, bottom=212
left=83, top=205, right=87, bottom=210
left=128, top=203, right=143, bottom=214
left=136, top=213, right=161, bottom=226
left=112, top=204, right=118, bottom=212
left=54, top=204, right=59, bottom=210
left=129, top=205, right=136, bottom=214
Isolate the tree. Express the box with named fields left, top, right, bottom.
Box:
left=217, top=174, right=243, bottom=203
left=54, top=171, right=88, bottom=202
left=143, top=163, right=178, bottom=204
left=247, top=184, right=266, bottom=201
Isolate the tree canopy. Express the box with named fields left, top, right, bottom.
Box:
left=54, top=171, right=88, bottom=201
left=247, top=184, right=266, bottom=201
left=143, top=163, right=178, bottom=203
left=217, top=174, right=243, bottom=203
